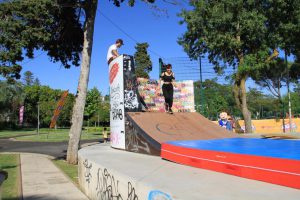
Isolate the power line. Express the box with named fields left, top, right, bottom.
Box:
left=20, top=51, right=45, bottom=66
left=97, top=9, right=164, bottom=59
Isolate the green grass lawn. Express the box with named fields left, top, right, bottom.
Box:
left=52, top=159, right=78, bottom=185
left=0, top=154, right=20, bottom=200
left=1, top=127, right=110, bottom=142
left=0, top=128, right=71, bottom=138
left=15, top=130, right=103, bottom=142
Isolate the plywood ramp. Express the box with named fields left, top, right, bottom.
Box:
left=125, top=112, right=236, bottom=155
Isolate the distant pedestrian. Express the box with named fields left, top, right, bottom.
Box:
left=103, top=127, right=108, bottom=143
left=107, top=39, right=124, bottom=65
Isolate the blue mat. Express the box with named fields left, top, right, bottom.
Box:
left=166, top=138, right=300, bottom=160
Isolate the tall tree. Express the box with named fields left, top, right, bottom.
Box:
left=23, top=71, right=34, bottom=86
left=251, top=58, right=286, bottom=101
left=23, top=85, right=74, bottom=127
left=134, top=42, right=152, bottom=78
left=251, top=58, right=300, bottom=119
left=0, top=80, right=24, bottom=126
left=84, top=87, right=101, bottom=121
left=66, top=0, right=98, bottom=164
left=178, top=0, right=300, bottom=133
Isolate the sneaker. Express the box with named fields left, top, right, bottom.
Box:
left=142, top=106, right=149, bottom=112
left=169, top=108, right=173, bottom=114
left=165, top=103, right=169, bottom=113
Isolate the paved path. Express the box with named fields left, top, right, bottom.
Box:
left=0, top=139, right=100, bottom=159
left=21, top=154, right=89, bottom=200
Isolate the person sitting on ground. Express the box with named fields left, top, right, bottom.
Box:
left=218, top=112, right=233, bottom=131
left=107, top=39, right=124, bottom=65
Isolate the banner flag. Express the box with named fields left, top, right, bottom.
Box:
left=19, top=105, right=24, bottom=125
left=50, top=90, right=69, bottom=128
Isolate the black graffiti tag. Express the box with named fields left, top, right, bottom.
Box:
left=96, top=168, right=123, bottom=200
left=83, top=159, right=92, bottom=185
left=95, top=168, right=140, bottom=200
left=111, top=84, right=121, bottom=100
left=124, top=90, right=138, bottom=109
left=112, top=108, right=123, bottom=120
left=127, top=182, right=139, bottom=200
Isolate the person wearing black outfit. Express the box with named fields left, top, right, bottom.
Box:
left=139, top=96, right=149, bottom=111
left=157, top=64, right=175, bottom=114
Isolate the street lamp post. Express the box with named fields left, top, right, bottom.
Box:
left=285, top=51, right=292, bottom=133
left=199, top=56, right=205, bottom=114
left=37, top=102, right=40, bottom=135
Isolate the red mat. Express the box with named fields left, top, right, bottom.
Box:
left=161, top=139, right=300, bottom=189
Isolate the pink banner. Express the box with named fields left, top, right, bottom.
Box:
left=19, top=105, right=24, bottom=125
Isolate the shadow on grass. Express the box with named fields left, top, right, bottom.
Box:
left=52, top=150, right=67, bottom=160
left=0, top=165, right=18, bottom=170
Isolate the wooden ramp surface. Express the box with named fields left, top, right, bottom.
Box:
left=126, top=112, right=236, bottom=145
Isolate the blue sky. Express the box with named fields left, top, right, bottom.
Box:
left=19, top=1, right=294, bottom=96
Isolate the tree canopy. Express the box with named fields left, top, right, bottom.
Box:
left=0, top=0, right=83, bottom=82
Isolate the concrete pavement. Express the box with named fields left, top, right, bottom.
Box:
left=78, top=144, right=300, bottom=200
left=20, top=154, right=89, bottom=200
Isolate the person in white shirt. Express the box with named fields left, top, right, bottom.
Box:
left=107, top=39, right=124, bottom=65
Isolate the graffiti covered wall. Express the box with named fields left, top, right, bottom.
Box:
left=123, top=55, right=142, bottom=112
left=137, top=78, right=195, bottom=112
left=78, top=156, right=173, bottom=200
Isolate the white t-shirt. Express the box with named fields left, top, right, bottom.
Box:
left=107, top=44, right=118, bottom=62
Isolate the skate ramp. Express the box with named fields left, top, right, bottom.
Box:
left=125, top=112, right=236, bottom=155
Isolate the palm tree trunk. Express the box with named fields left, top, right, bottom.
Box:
left=67, top=0, right=98, bottom=164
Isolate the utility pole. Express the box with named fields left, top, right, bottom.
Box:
left=37, top=102, right=40, bottom=135
left=285, top=51, right=292, bottom=133
left=97, top=111, right=100, bottom=127
left=199, top=56, right=205, bottom=114
left=282, top=100, right=285, bottom=133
